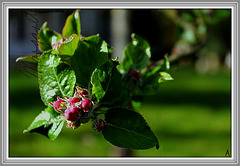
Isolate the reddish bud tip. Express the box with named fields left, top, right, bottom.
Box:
left=57, top=96, right=65, bottom=102
left=131, top=71, right=140, bottom=80
left=78, top=89, right=89, bottom=96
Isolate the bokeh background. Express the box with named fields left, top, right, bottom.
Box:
left=9, top=9, right=231, bottom=157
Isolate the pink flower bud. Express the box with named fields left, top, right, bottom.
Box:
left=67, top=97, right=80, bottom=105
left=80, top=98, right=93, bottom=111
left=64, top=105, right=80, bottom=122
left=50, top=96, right=66, bottom=112
left=77, top=89, right=89, bottom=96
left=131, top=71, right=140, bottom=80
left=93, top=118, right=105, bottom=132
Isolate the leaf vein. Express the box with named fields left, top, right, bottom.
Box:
left=106, top=123, right=154, bottom=141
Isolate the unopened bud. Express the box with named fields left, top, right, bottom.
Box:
left=78, top=89, right=89, bottom=96
left=49, top=96, right=66, bottom=112
left=131, top=71, right=140, bottom=80
left=80, top=98, right=93, bottom=111
left=64, top=105, right=80, bottom=122
left=67, top=97, right=80, bottom=105
left=93, top=118, right=105, bottom=132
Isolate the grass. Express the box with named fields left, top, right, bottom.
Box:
left=9, top=64, right=231, bottom=157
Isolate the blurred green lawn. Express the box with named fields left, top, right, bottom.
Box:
left=9, top=64, right=231, bottom=157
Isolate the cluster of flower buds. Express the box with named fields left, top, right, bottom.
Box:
left=49, top=86, right=93, bottom=129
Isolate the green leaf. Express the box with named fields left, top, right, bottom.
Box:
left=71, top=35, right=109, bottom=88
left=140, top=71, right=173, bottom=95
left=111, top=87, right=130, bottom=107
left=91, top=60, right=130, bottom=107
left=132, top=100, right=142, bottom=108
left=158, top=72, right=174, bottom=83
left=147, top=55, right=170, bottom=76
left=16, top=54, right=40, bottom=63
left=140, top=73, right=161, bottom=95
left=160, top=55, right=170, bottom=71
left=118, top=33, right=151, bottom=74
left=91, top=60, right=116, bottom=101
left=58, top=34, right=80, bottom=60
left=101, top=67, right=130, bottom=107
left=38, top=22, right=62, bottom=52
left=38, top=51, right=76, bottom=106
left=107, top=43, right=113, bottom=53
left=102, top=107, right=159, bottom=150
left=23, top=106, right=65, bottom=140
left=62, top=10, right=81, bottom=38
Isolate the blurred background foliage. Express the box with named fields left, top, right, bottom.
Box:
left=9, top=9, right=231, bottom=157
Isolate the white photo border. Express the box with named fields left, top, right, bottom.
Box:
left=1, top=1, right=239, bottom=165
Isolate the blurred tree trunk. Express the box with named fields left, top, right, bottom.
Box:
left=113, top=147, right=133, bottom=157
left=110, top=9, right=134, bottom=157
left=110, top=9, right=130, bottom=62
